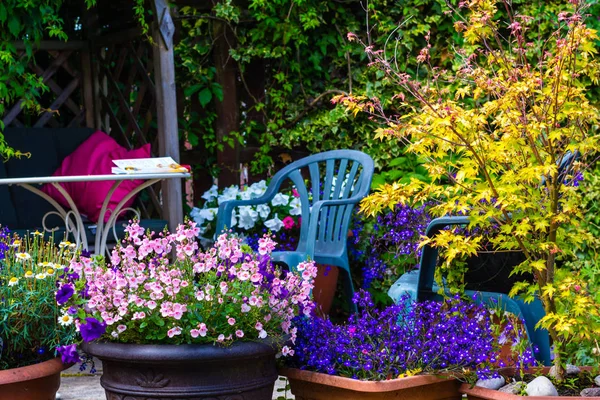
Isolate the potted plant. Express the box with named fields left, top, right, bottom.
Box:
left=0, top=228, right=80, bottom=400
left=338, top=0, right=600, bottom=395
left=191, top=181, right=339, bottom=314
left=56, top=219, right=317, bottom=400
left=279, top=290, right=534, bottom=400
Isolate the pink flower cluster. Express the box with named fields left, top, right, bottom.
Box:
left=59, top=220, right=317, bottom=351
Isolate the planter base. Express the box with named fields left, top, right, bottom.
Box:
left=83, top=341, right=278, bottom=400
left=280, top=367, right=461, bottom=400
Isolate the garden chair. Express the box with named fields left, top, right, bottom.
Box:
left=388, top=152, right=581, bottom=365
left=215, top=150, right=375, bottom=313
left=388, top=217, right=551, bottom=365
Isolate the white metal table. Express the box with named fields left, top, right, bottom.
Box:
left=0, top=172, right=191, bottom=255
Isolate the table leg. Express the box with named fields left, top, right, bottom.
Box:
left=96, top=179, right=161, bottom=256
left=18, top=183, right=88, bottom=247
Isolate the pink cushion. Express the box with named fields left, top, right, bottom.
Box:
left=42, top=131, right=151, bottom=223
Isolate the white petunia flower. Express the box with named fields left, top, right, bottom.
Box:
left=249, top=180, right=268, bottom=198
left=218, top=186, right=240, bottom=205
left=289, top=198, right=302, bottom=216
left=271, top=193, right=290, bottom=207
left=201, top=185, right=219, bottom=202
left=237, top=206, right=258, bottom=230
left=256, top=204, right=270, bottom=219
left=264, top=214, right=284, bottom=232
left=239, top=189, right=252, bottom=200
left=199, top=208, right=218, bottom=222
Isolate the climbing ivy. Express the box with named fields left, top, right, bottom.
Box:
left=0, top=0, right=98, bottom=159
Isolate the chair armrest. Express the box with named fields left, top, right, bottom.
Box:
left=417, top=216, right=470, bottom=301
left=304, top=198, right=363, bottom=256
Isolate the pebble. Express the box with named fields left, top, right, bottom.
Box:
left=526, top=376, right=558, bottom=397
left=498, top=381, right=527, bottom=395
left=595, top=375, right=600, bottom=387
left=475, top=376, right=506, bottom=390
left=582, top=388, right=600, bottom=397
left=548, top=364, right=581, bottom=378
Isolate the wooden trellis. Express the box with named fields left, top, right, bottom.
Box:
left=1, top=0, right=182, bottom=229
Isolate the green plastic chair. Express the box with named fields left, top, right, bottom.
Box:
left=388, top=216, right=551, bottom=365
left=215, top=150, right=375, bottom=313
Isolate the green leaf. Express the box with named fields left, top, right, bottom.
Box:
left=0, top=4, right=7, bottom=24
left=198, top=88, right=212, bottom=107
left=7, top=17, right=21, bottom=38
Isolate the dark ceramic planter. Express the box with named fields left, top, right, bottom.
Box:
left=460, top=367, right=600, bottom=399
left=82, top=340, right=279, bottom=399
left=0, top=357, right=69, bottom=400
left=279, top=367, right=462, bottom=400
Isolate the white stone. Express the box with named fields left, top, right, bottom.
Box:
left=526, top=376, right=558, bottom=397
left=594, top=375, right=600, bottom=387
left=549, top=364, right=581, bottom=378
left=498, top=381, right=526, bottom=394
left=475, top=376, right=506, bottom=390
left=582, top=388, right=600, bottom=397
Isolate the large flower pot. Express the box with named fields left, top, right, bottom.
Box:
left=0, top=357, right=69, bottom=400
left=82, top=341, right=279, bottom=399
left=279, top=367, right=462, bottom=400
left=459, top=367, right=600, bottom=399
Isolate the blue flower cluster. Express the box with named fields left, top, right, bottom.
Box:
left=289, top=291, right=533, bottom=381
left=350, top=203, right=431, bottom=288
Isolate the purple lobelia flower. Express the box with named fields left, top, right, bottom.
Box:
left=56, top=283, right=75, bottom=305
left=57, top=343, right=81, bottom=364
left=79, top=317, right=107, bottom=342
left=288, top=291, right=534, bottom=381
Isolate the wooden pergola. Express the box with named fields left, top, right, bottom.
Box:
left=1, top=0, right=183, bottom=231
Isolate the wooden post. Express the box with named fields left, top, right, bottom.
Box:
left=212, top=11, right=239, bottom=187
left=152, top=0, right=182, bottom=231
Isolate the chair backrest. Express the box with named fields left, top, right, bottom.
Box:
left=265, top=150, right=374, bottom=257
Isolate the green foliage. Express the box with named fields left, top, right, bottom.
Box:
left=0, top=230, right=78, bottom=369
left=351, top=0, right=600, bottom=377
left=0, top=0, right=71, bottom=159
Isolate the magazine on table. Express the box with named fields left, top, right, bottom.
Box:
left=111, top=157, right=189, bottom=174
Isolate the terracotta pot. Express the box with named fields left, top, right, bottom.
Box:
left=312, top=264, right=339, bottom=315
left=82, top=340, right=278, bottom=399
left=460, top=367, right=600, bottom=399
left=0, top=357, right=69, bottom=400
left=279, top=367, right=462, bottom=400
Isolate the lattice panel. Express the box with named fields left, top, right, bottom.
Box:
left=96, top=38, right=162, bottom=219
left=3, top=48, right=86, bottom=129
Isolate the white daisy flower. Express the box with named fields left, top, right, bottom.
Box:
left=58, top=314, right=74, bottom=326
left=8, top=277, right=18, bottom=286
left=15, top=252, right=31, bottom=261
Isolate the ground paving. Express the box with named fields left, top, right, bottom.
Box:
left=57, top=360, right=293, bottom=400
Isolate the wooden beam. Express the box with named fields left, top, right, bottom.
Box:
left=152, top=0, right=182, bottom=231
left=94, top=27, right=143, bottom=47
left=13, top=41, right=87, bottom=51
left=213, top=13, right=240, bottom=187
left=81, top=50, right=96, bottom=129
